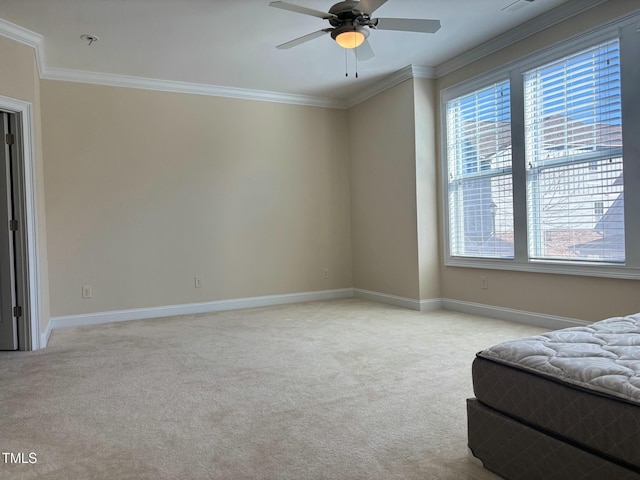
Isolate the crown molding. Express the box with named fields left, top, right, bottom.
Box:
left=0, top=17, right=46, bottom=76
left=434, top=0, right=608, bottom=78
left=0, top=17, right=42, bottom=49
left=345, top=64, right=436, bottom=108
left=41, top=63, right=436, bottom=110
left=40, top=66, right=347, bottom=109
left=1, top=0, right=607, bottom=110
left=0, top=15, right=348, bottom=109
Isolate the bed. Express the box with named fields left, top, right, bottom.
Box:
left=467, top=313, right=640, bottom=479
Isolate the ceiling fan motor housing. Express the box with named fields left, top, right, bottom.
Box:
left=328, top=0, right=374, bottom=28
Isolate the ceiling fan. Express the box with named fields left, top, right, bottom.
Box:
left=269, top=0, right=441, bottom=61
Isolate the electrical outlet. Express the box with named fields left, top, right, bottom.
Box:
left=82, top=285, right=93, bottom=299
left=322, top=268, right=329, bottom=279
left=480, top=276, right=488, bottom=290
left=194, top=276, right=202, bottom=288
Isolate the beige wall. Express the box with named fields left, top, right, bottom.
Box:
left=414, top=78, right=440, bottom=300
left=0, top=35, right=51, bottom=335
left=0, top=36, right=37, bottom=101
left=349, top=79, right=420, bottom=300
left=41, top=81, right=352, bottom=316
left=348, top=77, right=439, bottom=302
left=437, top=1, right=640, bottom=322
left=443, top=268, right=640, bottom=322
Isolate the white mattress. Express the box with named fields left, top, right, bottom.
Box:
left=478, top=313, right=640, bottom=404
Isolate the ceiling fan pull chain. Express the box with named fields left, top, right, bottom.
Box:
left=345, top=48, right=349, bottom=77
left=355, top=44, right=359, bottom=78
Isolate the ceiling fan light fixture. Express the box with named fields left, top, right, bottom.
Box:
left=332, top=26, right=368, bottom=49
left=335, top=30, right=365, bottom=49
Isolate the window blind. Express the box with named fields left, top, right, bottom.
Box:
left=446, top=81, right=514, bottom=258
left=524, top=39, right=623, bottom=262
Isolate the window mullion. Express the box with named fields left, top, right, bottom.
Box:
left=620, top=22, right=640, bottom=268
left=510, top=69, right=529, bottom=263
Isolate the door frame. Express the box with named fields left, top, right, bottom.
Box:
left=0, top=95, right=41, bottom=350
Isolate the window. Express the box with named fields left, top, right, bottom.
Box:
left=594, top=201, right=604, bottom=217
left=442, top=18, right=640, bottom=278
left=446, top=81, right=514, bottom=258
left=524, top=40, right=623, bottom=263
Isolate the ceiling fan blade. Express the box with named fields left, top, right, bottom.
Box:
left=358, top=0, right=389, bottom=15
left=502, top=0, right=535, bottom=12
left=276, top=29, right=330, bottom=49
left=374, top=18, right=441, bottom=33
left=269, top=1, right=336, bottom=20
left=357, top=39, right=375, bottom=61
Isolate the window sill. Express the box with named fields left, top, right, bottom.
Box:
left=445, top=256, right=640, bottom=280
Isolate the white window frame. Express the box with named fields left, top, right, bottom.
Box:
left=446, top=78, right=514, bottom=260
left=440, top=13, right=640, bottom=280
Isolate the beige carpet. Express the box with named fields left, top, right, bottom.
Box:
left=0, top=299, right=546, bottom=479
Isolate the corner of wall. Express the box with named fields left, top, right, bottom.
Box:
left=347, top=79, right=422, bottom=300
left=413, top=77, right=441, bottom=302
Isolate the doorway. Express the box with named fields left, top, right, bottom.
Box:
left=0, top=110, right=31, bottom=350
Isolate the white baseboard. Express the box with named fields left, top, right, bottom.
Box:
left=40, top=320, right=53, bottom=348
left=419, top=298, right=444, bottom=312
left=353, top=288, right=443, bottom=312
left=441, top=298, right=588, bottom=330
left=49, top=288, right=354, bottom=331
left=44, top=288, right=589, bottom=345
left=354, top=291, right=583, bottom=329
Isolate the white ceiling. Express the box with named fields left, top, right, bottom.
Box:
left=0, top=0, right=598, bottom=104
